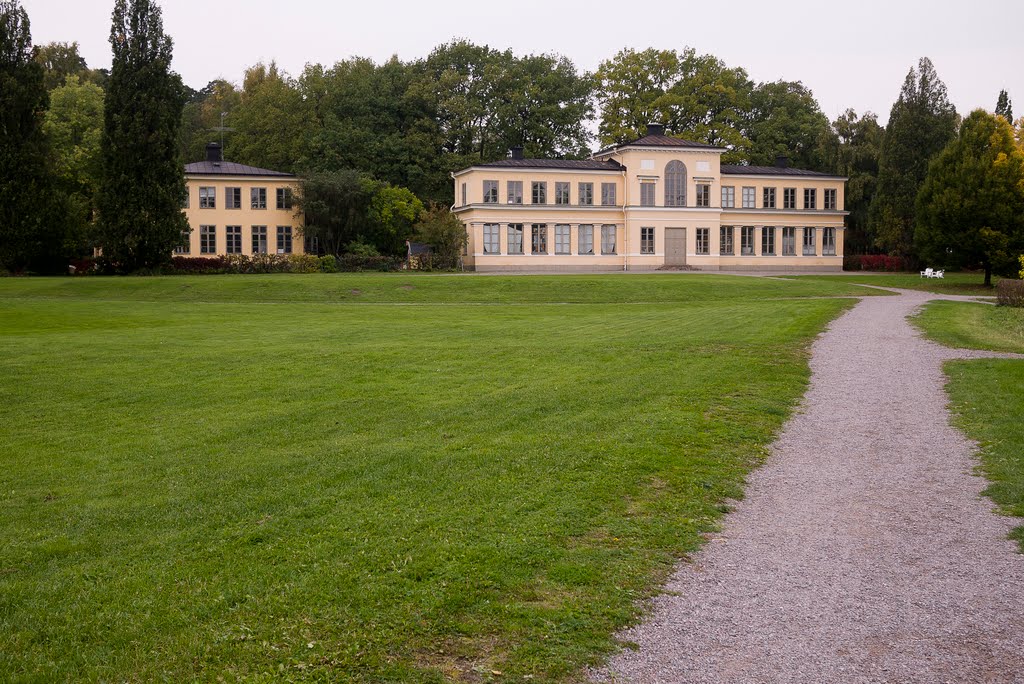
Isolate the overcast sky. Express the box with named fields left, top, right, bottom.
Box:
left=22, top=0, right=1024, bottom=129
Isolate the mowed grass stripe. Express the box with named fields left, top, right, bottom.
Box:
left=1, top=276, right=855, bottom=682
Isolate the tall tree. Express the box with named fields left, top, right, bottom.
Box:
left=916, top=110, right=1024, bottom=285
left=595, top=48, right=681, bottom=145
left=869, top=57, right=958, bottom=261
left=820, top=109, right=884, bottom=254
left=34, top=41, right=105, bottom=90
left=96, top=0, right=188, bottom=271
left=0, top=0, right=64, bottom=272
left=746, top=80, right=833, bottom=170
left=995, top=89, right=1013, bottom=125
left=179, top=78, right=241, bottom=162
left=228, top=62, right=307, bottom=173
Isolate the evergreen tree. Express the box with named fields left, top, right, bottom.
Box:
left=995, top=89, right=1013, bottom=124
left=96, top=0, right=188, bottom=271
left=869, top=57, right=958, bottom=262
left=916, top=110, right=1024, bottom=285
left=821, top=109, right=884, bottom=254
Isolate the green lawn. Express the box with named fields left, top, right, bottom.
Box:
left=795, top=271, right=999, bottom=296
left=913, top=301, right=1024, bottom=551
left=0, top=274, right=872, bottom=682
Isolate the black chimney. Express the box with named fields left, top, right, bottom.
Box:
left=206, top=142, right=224, bottom=163
left=510, top=146, right=524, bottom=160
left=646, top=123, right=665, bottom=137
left=775, top=155, right=790, bottom=168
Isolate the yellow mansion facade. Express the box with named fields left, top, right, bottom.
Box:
left=452, top=125, right=847, bottom=271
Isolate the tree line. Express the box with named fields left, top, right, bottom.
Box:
left=1, top=0, right=1022, bottom=275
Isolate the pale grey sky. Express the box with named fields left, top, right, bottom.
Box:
left=23, top=0, right=1024, bottom=128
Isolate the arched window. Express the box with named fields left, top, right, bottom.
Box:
left=664, top=160, right=687, bottom=207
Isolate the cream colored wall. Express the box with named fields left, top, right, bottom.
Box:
left=182, top=175, right=304, bottom=256
left=454, top=168, right=625, bottom=208
left=602, top=147, right=723, bottom=208
left=719, top=175, right=846, bottom=212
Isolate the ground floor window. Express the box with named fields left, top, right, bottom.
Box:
left=174, top=229, right=190, bottom=254
left=531, top=224, right=548, bottom=254
left=823, top=227, right=836, bottom=255
left=507, top=224, right=524, bottom=254
left=277, top=226, right=293, bottom=254
left=483, top=223, right=500, bottom=254
left=761, top=226, right=775, bottom=256
left=803, top=227, right=816, bottom=256
left=696, top=228, right=710, bottom=255
left=252, top=226, right=267, bottom=254
left=741, top=226, right=755, bottom=255
left=720, top=226, right=734, bottom=255
left=782, top=227, right=796, bottom=256
left=641, top=227, right=654, bottom=254
left=226, top=225, right=242, bottom=254
left=200, top=225, right=216, bottom=254
left=578, top=225, right=594, bottom=255
left=554, top=224, right=570, bottom=255
left=601, top=225, right=617, bottom=255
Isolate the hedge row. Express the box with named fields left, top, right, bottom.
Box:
left=66, top=253, right=464, bottom=275
left=842, top=254, right=906, bottom=272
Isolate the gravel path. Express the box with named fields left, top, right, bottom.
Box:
left=594, top=289, right=1024, bottom=683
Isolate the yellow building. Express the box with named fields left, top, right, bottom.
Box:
left=452, top=125, right=847, bottom=271
left=180, top=144, right=305, bottom=257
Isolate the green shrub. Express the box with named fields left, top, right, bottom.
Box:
left=287, top=254, right=321, bottom=273
left=319, top=255, right=338, bottom=273
left=997, top=279, right=1024, bottom=307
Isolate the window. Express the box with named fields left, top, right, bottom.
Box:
left=720, top=226, right=734, bottom=255
left=461, top=183, right=467, bottom=206
left=782, top=226, right=796, bottom=256
left=200, top=225, right=216, bottom=254
left=483, top=224, right=500, bottom=254
left=824, top=188, right=837, bottom=210
left=252, top=225, right=267, bottom=254
left=555, top=182, right=570, bottom=205
left=531, top=224, right=548, bottom=254
left=578, top=224, right=594, bottom=255
left=199, top=187, right=215, bottom=209
left=174, top=229, right=190, bottom=254
left=784, top=188, right=796, bottom=209
left=181, top=191, right=190, bottom=209
left=640, top=182, right=655, bottom=207
left=763, top=187, right=776, bottom=209
left=742, top=186, right=755, bottom=208
left=823, top=227, right=836, bottom=255
left=804, top=188, right=817, bottom=210
left=762, top=226, right=776, bottom=256
left=803, top=227, right=816, bottom=256
left=507, top=224, right=524, bottom=254
left=578, top=182, right=593, bottom=205
left=277, top=187, right=293, bottom=210
left=722, top=186, right=735, bottom=208
left=277, top=225, right=292, bottom=254
left=251, top=187, right=267, bottom=210
left=224, top=187, right=241, bottom=209
left=601, top=224, right=617, bottom=255
left=664, top=160, right=687, bottom=206
left=696, top=183, right=710, bottom=208
left=601, top=182, right=616, bottom=206
left=225, top=225, right=242, bottom=254
left=696, top=228, right=710, bottom=255
left=483, top=180, right=498, bottom=203
left=507, top=181, right=523, bottom=204
left=741, top=226, right=755, bottom=255
left=531, top=181, right=547, bottom=204
left=555, top=224, right=570, bottom=254
left=641, top=227, right=654, bottom=254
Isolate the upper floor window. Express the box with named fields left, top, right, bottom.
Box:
left=579, top=182, right=593, bottom=205
left=695, top=183, right=710, bottom=208
left=483, top=180, right=498, bottom=203
left=742, top=186, right=755, bottom=208
left=783, top=188, right=797, bottom=209
left=461, top=183, right=467, bottom=206
left=181, top=191, right=190, bottom=209
left=507, top=181, right=523, bottom=204
left=640, top=181, right=656, bottom=207
left=199, top=186, right=215, bottom=209
left=225, top=187, right=241, bottom=209
left=601, top=182, right=616, bottom=206
left=555, top=182, right=570, bottom=205
left=531, top=181, right=547, bottom=204
left=804, top=188, right=817, bottom=210
left=251, top=187, right=267, bottom=210
left=722, top=186, right=735, bottom=208
left=664, top=160, right=687, bottom=206
left=763, top=187, right=776, bottom=209
left=824, top=188, right=837, bottom=210
left=276, top=187, right=293, bottom=210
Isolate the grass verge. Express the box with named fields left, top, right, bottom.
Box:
left=795, top=271, right=999, bottom=296
left=913, top=301, right=1024, bottom=552
left=0, top=274, right=859, bottom=682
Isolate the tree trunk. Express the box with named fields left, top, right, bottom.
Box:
left=984, top=262, right=992, bottom=287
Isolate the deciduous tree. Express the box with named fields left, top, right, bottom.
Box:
left=414, top=203, right=467, bottom=265
left=745, top=80, right=832, bottom=170
left=228, top=62, right=308, bottom=174
left=995, top=89, right=1013, bottom=125
left=820, top=109, right=884, bottom=254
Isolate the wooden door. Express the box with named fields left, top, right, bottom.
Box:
left=665, top=228, right=686, bottom=266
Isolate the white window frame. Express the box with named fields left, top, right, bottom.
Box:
left=720, top=226, right=734, bottom=255
left=578, top=224, right=594, bottom=255
left=251, top=187, right=267, bottom=210
left=802, top=227, right=816, bottom=256
left=640, top=227, right=654, bottom=254
left=742, top=186, right=755, bottom=209
left=507, top=224, right=524, bottom=254
left=696, top=227, right=710, bottom=255
left=600, top=224, right=617, bottom=255
left=722, top=186, right=735, bottom=208
left=554, top=224, right=570, bottom=254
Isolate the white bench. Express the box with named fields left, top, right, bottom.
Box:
left=920, top=268, right=944, bottom=279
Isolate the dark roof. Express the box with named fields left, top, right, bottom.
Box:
left=476, top=158, right=624, bottom=171
left=184, top=160, right=296, bottom=177
left=596, top=134, right=724, bottom=155
left=721, top=164, right=844, bottom=178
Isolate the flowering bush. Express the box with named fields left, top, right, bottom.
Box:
left=853, top=254, right=905, bottom=272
